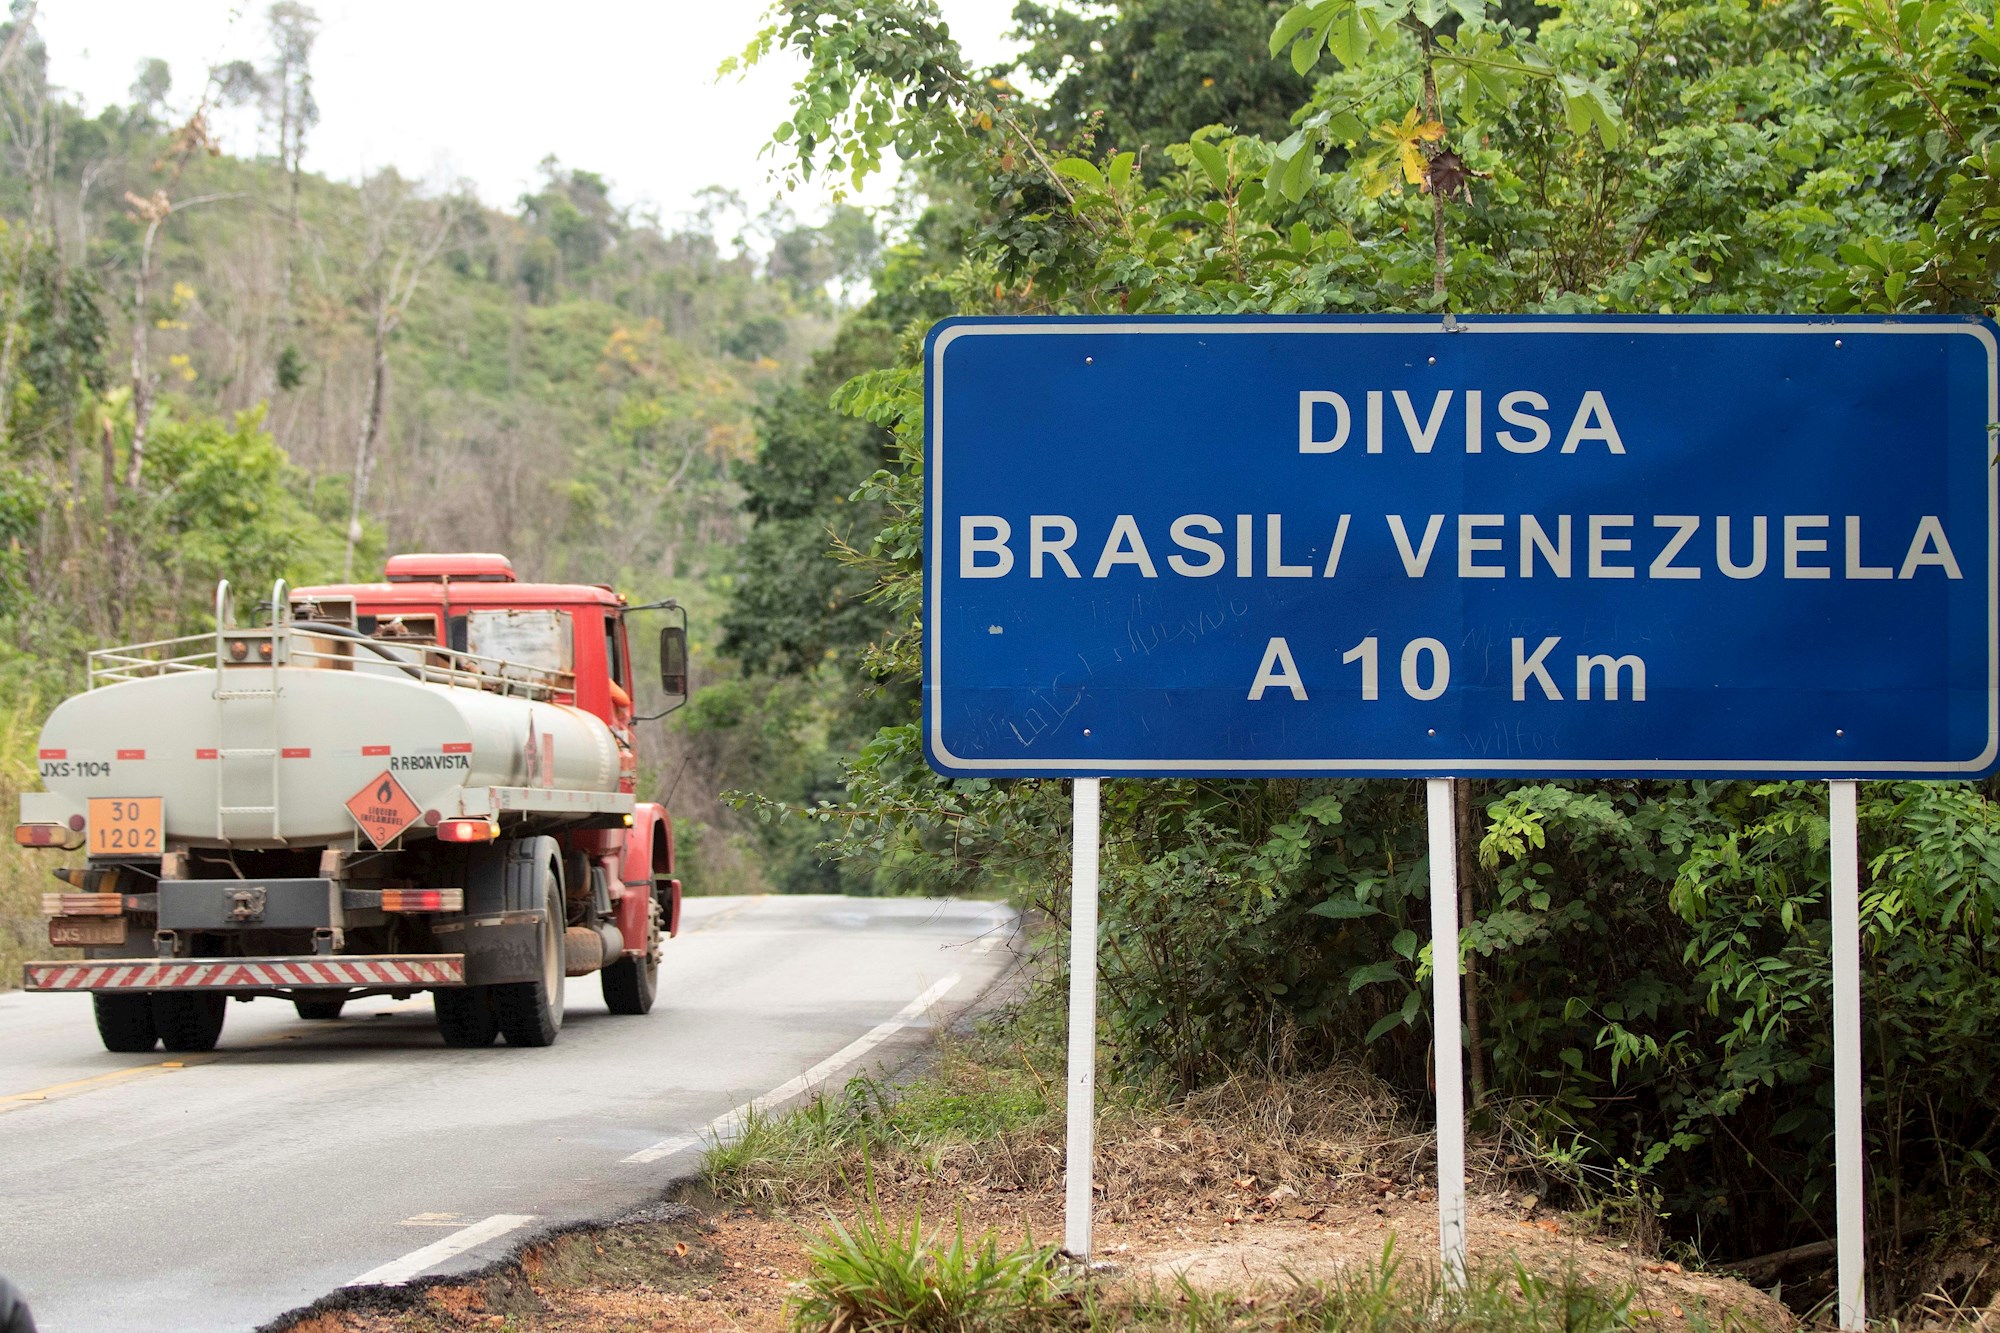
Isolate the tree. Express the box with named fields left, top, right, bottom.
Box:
left=1008, top=0, right=1304, bottom=159
left=0, top=2, right=36, bottom=81
left=121, top=109, right=238, bottom=496
left=264, top=3, right=319, bottom=239
left=341, top=171, right=456, bottom=577
left=721, top=319, right=898, bottom=674
left=518, top=158, right=621, bottom=285
left=128, top=58, right=171, bottom=119
left=0, top=1, right=54, bottom=232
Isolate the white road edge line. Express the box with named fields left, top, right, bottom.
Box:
left=621, top=972, right=962, bottom=1165
left=344, top=1213, right=538, bottom=1288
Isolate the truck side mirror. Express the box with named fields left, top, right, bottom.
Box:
left=659, top=626, right=689, bottom=700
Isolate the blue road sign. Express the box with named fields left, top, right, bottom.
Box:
left=922, top=316, right=2000, bottom=779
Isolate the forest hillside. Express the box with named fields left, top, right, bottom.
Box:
left=0, top=2, right=884, bottom=976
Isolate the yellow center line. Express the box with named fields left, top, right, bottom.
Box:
left=0, top=1057, right=214, bottom=1114
left=0, top=996, right=434, bottom=1114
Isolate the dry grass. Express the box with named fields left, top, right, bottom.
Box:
left=704, top=1049, right=1465, bottom=1230
left=272, top=1029, right=1809, bottom=1333
left=1093, top=1068, right=1439, bottom=1223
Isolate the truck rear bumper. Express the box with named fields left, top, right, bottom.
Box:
left=22, top=954, right=465, bottom=993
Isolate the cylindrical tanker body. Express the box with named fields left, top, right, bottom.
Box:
left=32, top=664, right=621, bottom=847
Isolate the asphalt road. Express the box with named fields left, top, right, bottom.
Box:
left=0, top=894, right=1017, bottom=1332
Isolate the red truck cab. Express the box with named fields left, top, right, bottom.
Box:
left=298, top=553, right=639, bottom=791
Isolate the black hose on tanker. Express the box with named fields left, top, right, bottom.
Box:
left=289, top=621, right=428, bottom=680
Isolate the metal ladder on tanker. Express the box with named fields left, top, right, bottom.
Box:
left=212, top=579, right=287, bottom=844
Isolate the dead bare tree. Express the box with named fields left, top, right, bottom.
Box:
left=263, top=4, right=318, bottom=282
left=342, top=173, right=457, bottom=577
left=122, top=179, right=239, bottom=490
left=0, top=2, right=53, bottom=235
left=120, top=97, right=247, bottom=492
left=0, top=2, right=36, bottom=78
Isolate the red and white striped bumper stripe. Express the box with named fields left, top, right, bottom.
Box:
left=23, top=956, right=465, bottom=992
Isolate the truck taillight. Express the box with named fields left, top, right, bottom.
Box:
left=40, top=892, right=122, bottom=917
left=382, top=888, right=463, bottom=913
left=14, top=823, right=84, bottom=851
left=436, top=820, right=498, bottom=843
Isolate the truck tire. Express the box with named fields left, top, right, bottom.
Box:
left=601, top=896, right=660, bottom=1016
left=93, top=994, right=158, bottom=1052
left=294, top=997, right=347, bottom=1021
left=153, top=993, right=227, bottom=1052
left=433, top=987, right=498, bottom=1047
left=494, top=857, right=564, bottom=1047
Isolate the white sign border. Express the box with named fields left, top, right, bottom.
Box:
left=925, top=318, right=2000, bottom=777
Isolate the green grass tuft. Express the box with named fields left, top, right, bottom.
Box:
left=790, top=1189, right=1071, bottom=1333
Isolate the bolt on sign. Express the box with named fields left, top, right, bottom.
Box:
left=346, top=772, right=421, bottom=848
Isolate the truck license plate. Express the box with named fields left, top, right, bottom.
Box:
left=88, top=798, right=163, bottom=857
left=50, top=916, right=127, bottom=947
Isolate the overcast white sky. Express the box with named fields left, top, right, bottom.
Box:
left=35, top=1, right=1029, bottom=230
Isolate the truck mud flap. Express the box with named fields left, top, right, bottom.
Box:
left=430, top=910, right=544, bottom=986
left=22, top=955, right=465, bottom=992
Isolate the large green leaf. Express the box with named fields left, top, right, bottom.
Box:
left=1347, top=960, right=1403, bottom=992
left=1365, top=1011, right=1408, bottom=1042
left=1190, top=139, right=1230, bottom=192
left=1269, top=2, right=1321, bottom=57
left=1054, top=157, right=1105, bottom=190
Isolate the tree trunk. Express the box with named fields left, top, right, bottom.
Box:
left=277, top=71, right=302, bottom=356
left=100, top=417, right=122, bottom=638
left=1420, top=27, right=1449, bottom=300
left=344, top=325, right=390, bottom=579
left=125, top=217, right=162, bottom=490
left=0, top=233, right=24, bottom=449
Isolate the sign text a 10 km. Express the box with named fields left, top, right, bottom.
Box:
left=922, top=315, right=2000, bottom=779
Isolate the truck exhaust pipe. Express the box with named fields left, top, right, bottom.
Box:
left=563, top=924, right=625, bottom=977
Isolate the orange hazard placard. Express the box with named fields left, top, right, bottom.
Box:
left=346, top=771, right=422, bottom=848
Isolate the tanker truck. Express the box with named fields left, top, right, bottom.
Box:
left=12, top=553, right=690, bottom=1053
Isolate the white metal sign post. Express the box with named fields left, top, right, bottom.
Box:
left=1426, top=779, right=1469, bottom=1281
left=1064, top=777, right=1102, bottom=1259
left=1829, top=780, right=1865, bottom=1330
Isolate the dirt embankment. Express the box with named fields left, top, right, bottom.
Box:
left=276, top=1070, right=1790, bottom=1332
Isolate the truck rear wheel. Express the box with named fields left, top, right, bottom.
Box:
left=601, top=897, right=660, bottom=1016
left=153, top=993, right=227, bottom=1052
left=93, top=994, right=158, bottom=1053
left=433, top=987, right=498, bottom=1047
left=494, top=857, right=565, bottom=1047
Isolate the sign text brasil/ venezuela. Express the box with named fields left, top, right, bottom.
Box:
left=923, top=316, right=2000, bottom=778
